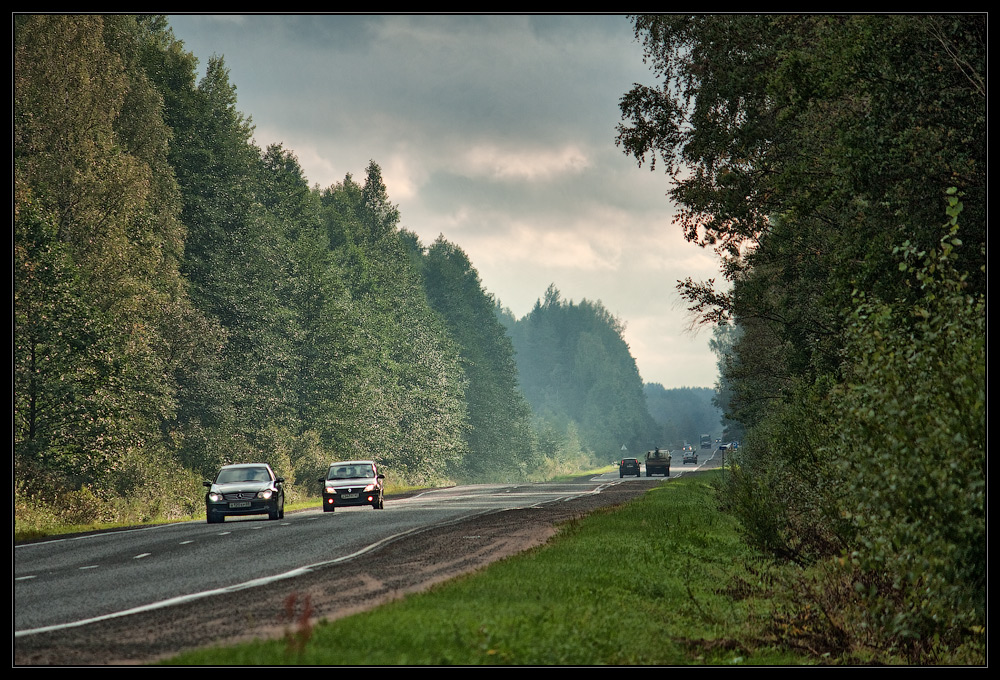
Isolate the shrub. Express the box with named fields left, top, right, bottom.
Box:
left=822, top=203, right=985, bottom=655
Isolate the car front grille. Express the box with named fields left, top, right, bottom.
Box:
left=223, top=492, right=259, bottom=501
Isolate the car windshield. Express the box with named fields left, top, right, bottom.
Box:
left=217, top=467, right=269, bottom=484
left=327, top=464, right=374, bottom=479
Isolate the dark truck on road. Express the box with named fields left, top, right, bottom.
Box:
left=644, top=448, right=671, bottom=477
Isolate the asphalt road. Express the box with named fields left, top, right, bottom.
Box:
left=14, top=454, right=719, bottom=664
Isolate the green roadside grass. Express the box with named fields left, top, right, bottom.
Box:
left=164, top=470, right=814, bottom=666
left=13, top=500, right=316, bottom=543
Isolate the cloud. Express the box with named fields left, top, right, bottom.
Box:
left=473, top=221, right=621, bottom=271
left=460, top=143, right=591, bottom=182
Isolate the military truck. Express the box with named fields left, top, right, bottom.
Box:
left=644, top=448, right=671, bottom=477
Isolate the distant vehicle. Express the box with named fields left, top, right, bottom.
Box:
left=700, top=434, right=712, bottom=449
left=319, top=460, right=385, bottom=511
left=644, top=448, right=671, bottom=477
left=683, top=450, right=699, bottom=465
left=204, top=463, right=285, bottom=524
left=619, top=457, right=641, bottom=478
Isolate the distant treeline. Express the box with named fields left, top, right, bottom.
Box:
left=15, top=15, right=697, bottom=518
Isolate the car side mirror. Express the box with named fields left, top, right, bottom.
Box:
left=203, top=481, right=211, bottom=487
left=275, top=477, right=285, bottom=484
left=377, top=474, right=385, bottom=479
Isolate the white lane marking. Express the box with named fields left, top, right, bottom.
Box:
left=15, top=521, right=195, bottom=549
left=14, top=514, right=488, bottom=639
left=134, top=553, right=151, bottom=560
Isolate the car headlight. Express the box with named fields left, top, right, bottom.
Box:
left=325, top=486, right=336, bottom=494
left=208, top=492, right=223, bottom=502
left=364, top=483, right=376, bottom=492
left=257, top=489, right=273, bottom=500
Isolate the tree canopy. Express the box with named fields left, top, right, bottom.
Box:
left=618, top=14, right=985, bottom=661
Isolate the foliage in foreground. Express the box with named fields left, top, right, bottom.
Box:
left=719, top=199, right=985, bottom=663
left=619, top=15, right=985, bottom=664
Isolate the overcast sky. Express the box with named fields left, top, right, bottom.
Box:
left=166, top=14, right=722, bottom=389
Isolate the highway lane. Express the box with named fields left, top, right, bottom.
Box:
left=15, top=474, right=655, bottom=636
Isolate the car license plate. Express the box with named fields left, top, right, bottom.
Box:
left=229, top=501, right=251, bottom=508
left=341, top=493, right=359, bottom=499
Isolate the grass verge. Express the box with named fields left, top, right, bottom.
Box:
left=163, top=470, right=814, bottom=665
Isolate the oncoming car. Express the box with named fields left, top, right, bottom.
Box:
left=204, top=463, right=285, bottom=524
left=619, top=457, right=641, bottom=478
left=319, top=460, right=385, bottom=511
left=683, top=450, right=699, bottom=465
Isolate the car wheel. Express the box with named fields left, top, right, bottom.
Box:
left=269, top=503, right=280, bottom=520
left=207, top=512, right=223, bottom=524
left=323, top=505, right=334, bottom=512
left=278, top=498, right=285, bottom=519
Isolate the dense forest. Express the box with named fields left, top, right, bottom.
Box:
left=14, top=15, right=693, bottom=526
left=618, top=15, right=985, bottom=662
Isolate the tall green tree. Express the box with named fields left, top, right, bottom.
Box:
left=147, top=44, right=299, bottom=474
left=319, top=164, right=469, bottom=483
left=619, top=14, right=985, bottom=345
left=411, top=235, right=538, bottom=481
left=257, top=143, right=355, bottom=484
left=14, top=15, right=208, bottom=497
